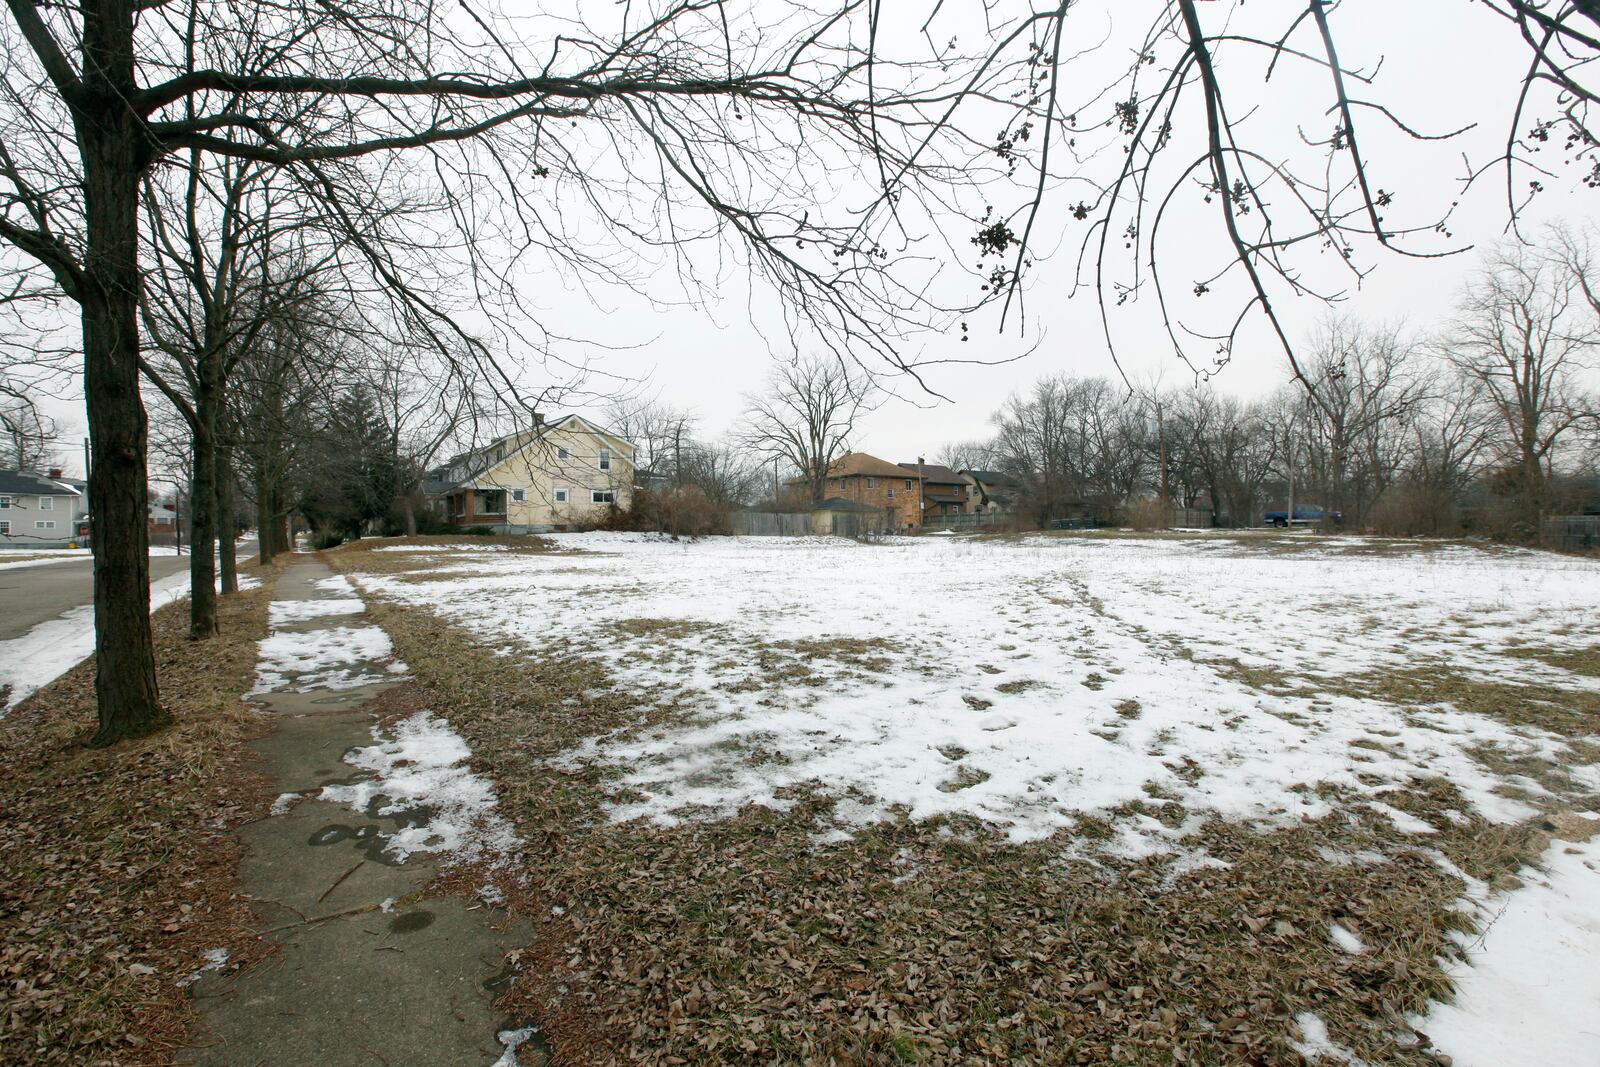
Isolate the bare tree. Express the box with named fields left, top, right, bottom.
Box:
left=1443, top=239, right=1599, bottom=532
left=0, top=393, right=58, bottom=470
left=605, top=399, right=696, bottom=486
left=0, top=0, right=1013, bottom=742
left=679, top=438, right=764, bottom=508
left=1294, top=319, right=1427, bottom=524
left=742, top=357, right=877, bottom=505
left=936, top=440, right=994, bottom=474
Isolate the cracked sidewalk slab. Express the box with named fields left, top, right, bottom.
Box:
left=178, top=559, right=535, bottom=1067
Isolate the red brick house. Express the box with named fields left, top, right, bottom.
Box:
left=898, top=461, right=971, bottom=519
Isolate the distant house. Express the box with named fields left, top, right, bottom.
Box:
left=423, top=414, right=635, bottom=533
left=803, top=452, right=922, bottom=530
left=149, top=502, right=177, bottom=532
left=0, top=468, right=86, bottom=548
left=961, top=470, right=1023, bottom=515
left=898, top=460, right=970, bottom=519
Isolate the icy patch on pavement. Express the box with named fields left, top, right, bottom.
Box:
left=250, top=624, right=403, bottom=694
left=320, top=711, right=519, bottom=864
left=493, top=1026, right=540, bottom=1067
left=177, top=947, right=230, bottom=988
left=267, top=598, right=365, bottom=625
left=313, top=574, right=358, bottom=595
left=1412, top=829, right=1600, bottom=1067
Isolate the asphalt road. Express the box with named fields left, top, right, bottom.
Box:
left=0, top=545, right=254, bottom=641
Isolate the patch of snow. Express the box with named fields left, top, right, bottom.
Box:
left=269, top=792, right=300, bottom=815
left=176, top=947, right=230, bottom=987
left=1368, top=801, right=1439, bottom=834
left=267, top=598, right=364, bottom=625
left=1412, top=835, right=1600, bottom=1067
left=249, top=624, right=402, bottom=694
left=0, top=549, right=93, bottom=572
left=1330, top=923, right=1366, bottom=954
left=0, top=569, right=191, bottom=713
left=1292, top=1012, right=1369, bottom=1065
left=313, top=574, right=358, bottom=595
left=493, top=1027, right=538, bottom=1067
left=320, top=711, right=520, bottom=864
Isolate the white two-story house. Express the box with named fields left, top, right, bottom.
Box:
left=424, top=414, right=634, bottom=533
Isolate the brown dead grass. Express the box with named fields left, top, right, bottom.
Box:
left=325, top=534, right=561, bottom=577
left=329, top=546, right=1578, bottom=1067
left=0, top=561, right=282, bottom=1065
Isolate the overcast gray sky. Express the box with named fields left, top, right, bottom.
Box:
left=25, top=0, right=1600, bottom=477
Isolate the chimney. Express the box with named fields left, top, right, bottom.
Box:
left=917, top=455, right=925, bottom=466
left=49, top=467, right=62, bottom=479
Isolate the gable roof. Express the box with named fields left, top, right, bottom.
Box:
left=897, top=462, right=964, bottom=485
left=0, top=469, right=80, bottom=496
left=429, top=413, right=635, bottom=491
left=965, top=469, right=1021, bottom=488
left=820, top=452, right=911, bottom=480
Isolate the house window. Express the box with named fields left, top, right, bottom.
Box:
left=477, top=490, right=506, bottom=514
left=39, top=496, right=52, bottom=511
left=557, top=446, right=569, bottom=459
left=494, top=445, right=504, bottom=462
left=554, top=488, right=569, bottom=503
left=887, top=488, right=895, bottom=499
left=867, top=477, right=875, bottom=488
left=598, top=447, right=612, bottom=471
left=0, top=520, right=9, bottom=535
left=591, top=489, right=615, bottom=504
left=512, top=488, right=525, bottom=502
left=0, top=496, right=10, bottom=509
left=35, top=520, right=55, bottom=530
left=905, top=479, right=914, bottom=490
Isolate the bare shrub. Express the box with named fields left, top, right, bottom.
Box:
left=1125, top=498, right=1166, bottom=531
left=1367, top=487, right=1461, bottom=537
left=632, top=487, right=730, bottom=538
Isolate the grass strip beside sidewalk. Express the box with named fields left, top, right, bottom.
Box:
left=332, top=544, right=1575, bottom=1067
left=0, top=563, right=281, bottom=1066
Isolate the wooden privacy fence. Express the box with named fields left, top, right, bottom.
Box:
left=1542, top=515, right=1600, bottom=551
left=731, top=509, right=891, bottom=538
left=923, top=513, right=1001, bottom=529
left=730, top=511, right=813, bottom=537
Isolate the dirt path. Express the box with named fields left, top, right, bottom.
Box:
left=177, top=558, right=530, bottom=1067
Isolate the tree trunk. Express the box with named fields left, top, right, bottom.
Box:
left=78, top=0, right=167, bottom=743
left=187, top=381, right=218, bottom=637
left=403, top=493, right=417, bottom=536
left=256, top=470, right=276, bottom=563
left=217, top=442, right=238, bottom=593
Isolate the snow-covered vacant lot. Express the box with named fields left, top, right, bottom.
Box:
left=360, top=532, right=1599, bottom=843
left=343, top=532, right=1600, bottom=1065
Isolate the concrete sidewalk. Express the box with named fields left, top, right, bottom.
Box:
left=178, top=558, right=536, bottom=1067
